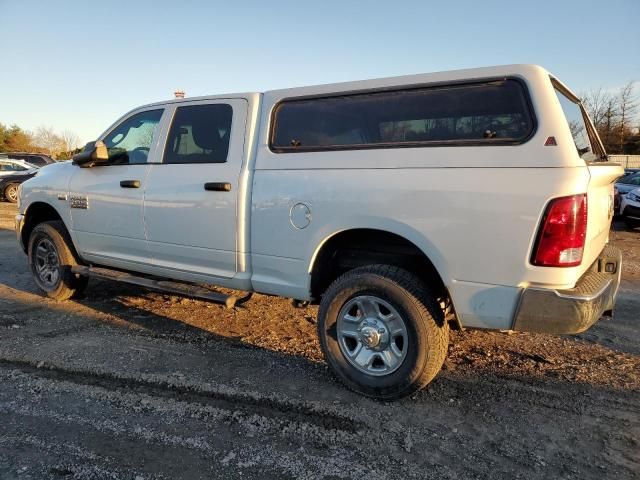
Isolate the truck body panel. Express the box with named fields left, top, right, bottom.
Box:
left=17, top=64, right=622, bottom=332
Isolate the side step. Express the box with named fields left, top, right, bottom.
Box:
left=71, top=266, right=251, bottom=309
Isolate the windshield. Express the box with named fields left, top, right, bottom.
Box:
left=619, top=173, right=640, bottom=186
left=553, top=80, right=605, bottom=162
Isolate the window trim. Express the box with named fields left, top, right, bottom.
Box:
left=268, top=76, right=537, bottom=153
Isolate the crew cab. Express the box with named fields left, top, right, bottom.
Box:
left=15, top=65, right=623, bottom=399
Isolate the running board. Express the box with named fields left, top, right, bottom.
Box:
left=71, top=266, right=251, bottom=309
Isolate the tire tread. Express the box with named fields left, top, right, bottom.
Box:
left=318, top=264, right=449, bottom=400
left=28, top=221, right=87, bottom=300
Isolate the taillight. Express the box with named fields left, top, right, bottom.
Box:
left=532, top=194, right=588, bottom=267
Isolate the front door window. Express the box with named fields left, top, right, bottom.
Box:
left=103, top=109, right=163, bottom=164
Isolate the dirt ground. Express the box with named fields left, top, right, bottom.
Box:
left=0, top=202, right=638, bottom=479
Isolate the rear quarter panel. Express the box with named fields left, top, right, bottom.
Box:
left=250, top=65, right=607, bottom=329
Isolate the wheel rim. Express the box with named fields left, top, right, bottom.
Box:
left=34, top=237, right=61, bottom=288
left=336, top=295, right=408, bottom=377
left=6, top=185, right=17, bottom=202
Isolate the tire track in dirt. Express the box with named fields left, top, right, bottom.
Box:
left=0, top=358, right=366, bottom=434
left=0, top=363, right=420, bottom=480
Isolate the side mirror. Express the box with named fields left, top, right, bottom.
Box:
left=72, top=141, right=109, bottom=167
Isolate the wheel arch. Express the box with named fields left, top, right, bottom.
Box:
left=308, top=227, right=456, bottom=323
left=20, top=202, right=68, bottom=253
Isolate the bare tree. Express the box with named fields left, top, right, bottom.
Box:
left=618, top=81, right=637, bottom=153
left=582, top=87, right=615, bottom=129
left=33, top=125, right=64, bottom=157
left=602, top=97, right=619, bottom=152
left=581, top=88, right=619, bottom=152
left=59, top=130, right=81, bottom=154
left=581, top=82, right=640, bottom=154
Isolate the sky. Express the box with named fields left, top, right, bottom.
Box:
left=1, top=0, right=639, bottom=145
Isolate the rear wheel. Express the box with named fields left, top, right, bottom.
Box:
left=28, top=221, right=88, bottom=300
left=318, top=265, right=449, bottom=400
left=4, top=183, right=19, bottom=203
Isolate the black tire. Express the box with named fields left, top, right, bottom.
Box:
left=28, top=221, right=88, bottom=300
left=318, top=265, right=449, bottom=400
left=4, top=183, right=19, bottom=203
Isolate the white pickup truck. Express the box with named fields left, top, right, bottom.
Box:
left=16, top=64, right=623, bottom=399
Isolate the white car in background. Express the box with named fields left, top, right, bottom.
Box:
left=0, top=157, right=39, bottom=178
left=620, top=187, right=640, bottom=229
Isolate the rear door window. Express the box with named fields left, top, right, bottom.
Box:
left=163, top=104, right=233, bottom=164
left=271, top=79, right=535, bottom=151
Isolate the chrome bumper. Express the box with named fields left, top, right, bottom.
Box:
left=15, top=214, right=25, bottom=251
left=513, top=245, right=622, bottom=334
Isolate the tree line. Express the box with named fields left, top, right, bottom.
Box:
left=0, top=123, right=82, bottom=160
left=581, top=81, right=639, bottom=155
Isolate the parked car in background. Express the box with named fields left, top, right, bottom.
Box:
left=620, top=187, right=640, bottom=229
left=0, top=157, right=39, bottom=178
left=623, top=168, right=640, bottom=176
left=5, top=152, right=55, bottom=168
left=0, top=170, right=37, bottom=203
left=615, top=172, right=640, bottom=213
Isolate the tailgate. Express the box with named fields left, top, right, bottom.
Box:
left=582, top=163, right=624, bottom=273
left=551, top=77, right=624, bottom=277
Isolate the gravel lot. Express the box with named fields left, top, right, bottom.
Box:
left=0, top=202, right=638, bottom=479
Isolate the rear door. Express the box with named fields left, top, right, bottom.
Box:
left=553, top=82, right=622, bottom=267
left=144, top=98, right=248, bottom=279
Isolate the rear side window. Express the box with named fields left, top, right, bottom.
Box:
left=9, top=154, right=47, bottom=167
left=271, top=79, right=534, bottom=152
left=164, top=104, right=232, bottom=164
left=553, top=87, right=598, bottom=161
left=0, top=162, right=27, bottom=171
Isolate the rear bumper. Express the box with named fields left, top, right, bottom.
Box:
left=512, top=245, right=622, bottom=334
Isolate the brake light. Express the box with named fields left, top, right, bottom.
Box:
left=532, top=194, right=588, bottom=267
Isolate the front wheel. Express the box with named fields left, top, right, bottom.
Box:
left=318, top=265, right=449, bottom=400
left=28, top=221, right=88, bottom=300
left=4, top=183, right=19, bottom=203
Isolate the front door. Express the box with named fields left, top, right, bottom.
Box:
left=144, top=99, right=247, bottom=279
left=68, top=108, right=165, bottom=267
